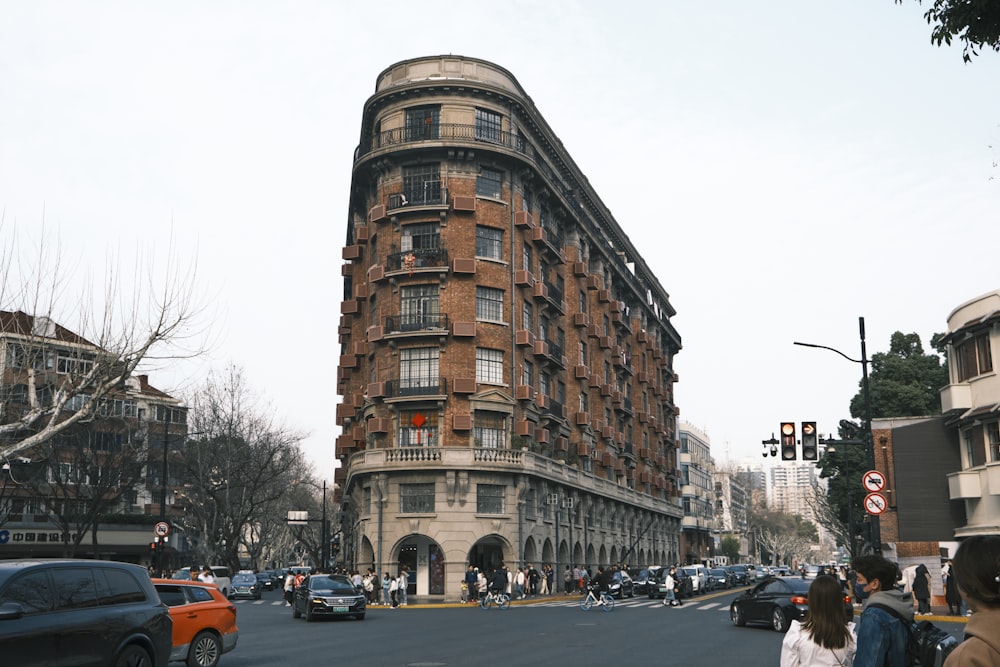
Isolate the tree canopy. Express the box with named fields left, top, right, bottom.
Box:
left=849, top=331, right=948, bottom=420
left=898, top=0, right=1000, bottom=62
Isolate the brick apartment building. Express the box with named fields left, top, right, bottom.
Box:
left=334, top=55, right=684, bottom=600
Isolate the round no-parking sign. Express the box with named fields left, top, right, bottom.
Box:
left=153, top=522, right=170, bottom=538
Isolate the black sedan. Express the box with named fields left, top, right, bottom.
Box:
left=730, top=576, right=852, bottom=632
left=230, top=572, right=262, bottom=600
left=709, top=567, right=732, bottom=590
left=608, top=570, right=634, bottom=599
left=292, top=574, right=365, bottom=622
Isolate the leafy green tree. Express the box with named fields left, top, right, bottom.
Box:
left=897, top=0, right=1000, bottom=62
left=849, top=331, right=948, bottom=420
left=720, top=534, right=741, bottom=562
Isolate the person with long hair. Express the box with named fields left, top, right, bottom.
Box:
left=944, top=535, right=1000, bottom=667
left=780, top=575, right=857, bottom=667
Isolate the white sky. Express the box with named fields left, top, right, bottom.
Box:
left=2, top=1, right=998, bottom=482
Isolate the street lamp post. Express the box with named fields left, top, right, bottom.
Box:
left=794, top=316, right=882, bottom=555
left=158, top=409, right=171, bottom=577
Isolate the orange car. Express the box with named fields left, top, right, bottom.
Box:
left=153, top=578, right=239, bottom=667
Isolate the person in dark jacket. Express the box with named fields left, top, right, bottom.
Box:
left=491, top=565, right=508, bottom=595
left=852, top=554, right=912, bottom=667
left=912, top=563, right=932, bottom=615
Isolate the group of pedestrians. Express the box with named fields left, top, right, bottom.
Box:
left=463, top=562, right=555, bottom=603
left=779, top=536, right=1000, bottom=667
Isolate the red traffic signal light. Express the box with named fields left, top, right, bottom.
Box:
left=801, top=422, right=818, bottom=461
left=780, top=422, right=797, bottom=460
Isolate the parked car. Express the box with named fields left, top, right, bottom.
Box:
left=0, top=559, right=173, bottom=667
left=154, top=578, right=239, bottom=667
left=629, top=568, right=652, bottom=595
left=709, top=567, right=732, bottom=590
left=730, top=576, right=853, bottom=632
left=681, top=566, right=710, bottom=594
left=647, top=567, right=693, bottom=600
left=292, top=573, right=366, bottom=622
left=172, top=567, right=233, bottom=599
left=229, top=572, right=261, bottom=600
left=727, top=564, right=750, bottom=585
left=608, top=570, right=634, bottom=599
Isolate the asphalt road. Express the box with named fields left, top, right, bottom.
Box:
left=223, top=588, right=969, bottom=667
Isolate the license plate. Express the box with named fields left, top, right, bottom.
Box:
left=332, top=606, right=349, bottom=612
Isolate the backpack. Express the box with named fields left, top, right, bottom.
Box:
left=869, top=604, right=959, bottom=667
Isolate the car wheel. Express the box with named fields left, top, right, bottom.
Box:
left=305, top=606, right=314, bottom=622
left=771, top=607, right=789, bottom=632
left=292, top=601, right=301, bottom=619
left=188, top=631, right=221, bottom=667
left=730, top=603, right=747, bottom=627
left=114, top=644, right=152, bottom=667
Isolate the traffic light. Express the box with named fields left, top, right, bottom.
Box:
left=780, top=422, right=797, bottom=460
left=149, top=540, right=158, bottom=556
left=801, top=421, right=818, bottom=461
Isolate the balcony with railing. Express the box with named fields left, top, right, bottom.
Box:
left=383, top=313, right=450, bottom=336
left=356, top=123, right=530, bottom=161
left=386, top=247, right=449, bottom=274
left=388, top=182, right=449, bottom=210
left=383, top=378, right=448, bottom=399
left=344, top=446, right=683, bottom=517
left=542, top=396, right=567, bottom=422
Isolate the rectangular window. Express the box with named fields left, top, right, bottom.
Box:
left=476, top=167, right=503, bottom=198
left=962, top=429, right=975, bottom=468
left=400, top=483, right=436, bottom=513
left=522, top=360, right=533, bottom=387
left=402, top=164, right=442, bottom=205
left=474, top=411, right=507, bottom=449
left=988, top=422, right=1000, bottom=462
left=475, top=108, right=503, bottom=143
left=401, top=221, right=440, bottom=252
left=977, top=334, right=993, bottom=374
left=476, top=348, right=504, bottom=384
left=579, top=340, right=587, bottom=365
left=476, top=286, right=503, bottom=322
left=399, top=347, right=439, bottom=395
left=522, top=301, right=533, bottom=332
left=398, top=410, right=438, bottom=447
left=476, top=484, right=505, bottom=514
left=400, top=284, right=440, bottom=331
left=579, top=392, right=587, bottom=413
left=405, top=106, right=440, bottom=141
left=475, top=225, right=503, bottom=260
left=522, top=244, right=532, bottom=272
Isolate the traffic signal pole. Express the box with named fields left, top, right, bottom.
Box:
left=794, top=316, right=882, bottom=556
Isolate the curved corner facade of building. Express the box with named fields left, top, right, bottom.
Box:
left=335, top=55, right=687, bottom=600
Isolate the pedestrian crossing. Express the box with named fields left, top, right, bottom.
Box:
left=525, top=597, right=728, bottom=611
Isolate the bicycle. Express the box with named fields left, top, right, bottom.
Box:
left=480, top=588, right=511, bottom=610
left=580, top=586, right=614, bottom=611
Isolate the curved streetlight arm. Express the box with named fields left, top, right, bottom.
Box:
left=793, top=341, right=862, bottom=365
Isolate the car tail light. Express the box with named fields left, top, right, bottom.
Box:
left=790, top=595, right=808, bottom=605
left=227, top=603, right=237, bottom=615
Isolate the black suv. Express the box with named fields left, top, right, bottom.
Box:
left=646, top=566, right=693, bottom=600
left=0, top=559, right=172, bottom=666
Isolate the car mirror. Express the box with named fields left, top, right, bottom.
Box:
left=0, top=602, right=26, bottom=620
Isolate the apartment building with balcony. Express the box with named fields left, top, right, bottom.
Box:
left=336, top=55, right=684, bottom=599
left=677, top=423, right=715, bottom=564
left=0, top=309, right=187, bottom=562
left=940, top=289, right=1000, bottom=538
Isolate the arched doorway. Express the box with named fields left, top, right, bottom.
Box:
left=468, top=535, right=509, bottom=573
left=358, top=536, right=375, bottom=573
left=523, top=536, right=538, bottom=565
left=396, top=534, right=446, bottom=596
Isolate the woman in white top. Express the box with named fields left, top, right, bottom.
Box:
left=780, top=575, right=856, bottom=667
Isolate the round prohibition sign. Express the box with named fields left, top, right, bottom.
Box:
left=153, top=521, right=171, bottom=538
left=862, top=470, right=886, bottom=492
left=864, top=492, right=888, bottom=515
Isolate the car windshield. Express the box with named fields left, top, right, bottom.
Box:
left=308, top=576, right=357, bottom=593
left=233, top=574, right=256, bottom=584
left=711, top=569, right=726, bottom=576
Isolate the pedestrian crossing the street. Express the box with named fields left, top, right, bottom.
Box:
left=524, top=597, right=728, bottom=611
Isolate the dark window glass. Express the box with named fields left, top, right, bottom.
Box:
left=0, top=570, right=54, bottom=613
left=52, top=568, right=99, bottom=610
left=96, top=567, right=146, bottom=605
